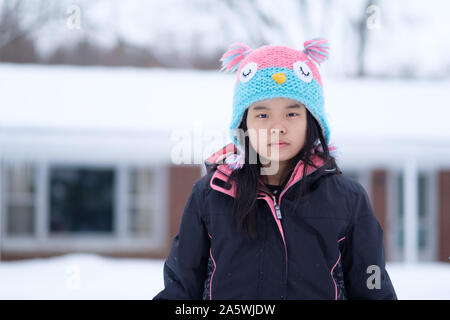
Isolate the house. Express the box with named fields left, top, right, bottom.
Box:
left=0, top=64, right=449, bottom=262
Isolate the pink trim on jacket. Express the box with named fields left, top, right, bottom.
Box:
left=257, top=192, right=288, bottom=275
left=207, top=233, right=216, bottom=300
left=206, top=143, right=333, bottom=297
left=330, top=251, right=342, bottom=300
left=277, top=155, right=326, bottom=204
left=209, top=167, right=236, bottom=198
left=330, top=236, right=347, bottom=300
left=205, top=143, right=237, bottom=167
left=261, top=193, right=286, bottom=245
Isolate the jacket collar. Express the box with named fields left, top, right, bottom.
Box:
left=205, top=143, right=339, bottom=198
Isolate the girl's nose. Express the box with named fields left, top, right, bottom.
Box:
left=271, top=128, right=285, bottom=134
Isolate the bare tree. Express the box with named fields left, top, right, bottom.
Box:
left=355, top=0, right=377, bottom=77
left=0, top=0, right=62, bottom=62
left=0, top=0, right=60, bottom=48
left=222, top=0, right=287, bottom=46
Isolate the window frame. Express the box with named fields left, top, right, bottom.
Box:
left=1, top=160, right=168, bottom=254
left=387, top=168, right=437, bottom=261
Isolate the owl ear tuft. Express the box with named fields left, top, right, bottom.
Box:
left=303, top=38, right=329, bottom=65
left=220, top=43, right=251, bottom=72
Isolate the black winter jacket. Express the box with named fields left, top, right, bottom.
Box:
left=153, top=144, right=397, bottom=300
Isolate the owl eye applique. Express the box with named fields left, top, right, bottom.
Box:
left=293, top=61, right=313, bottom=83
left=239, top=62, right=258, bottom=83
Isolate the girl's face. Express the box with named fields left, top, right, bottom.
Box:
left=246, top=97, right=307, bottom=165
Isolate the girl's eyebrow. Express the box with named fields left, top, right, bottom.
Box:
left=251, top=103, right=302, bottom=111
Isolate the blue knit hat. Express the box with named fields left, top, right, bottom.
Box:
left=219, top=38, right=331, bottom=169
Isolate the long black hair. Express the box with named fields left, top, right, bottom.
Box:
left=207, top=107, right=341, bottom=240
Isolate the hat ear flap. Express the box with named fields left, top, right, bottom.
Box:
left=220, top=43, right=251, bottom=72
left=303, top=38, right=329, bottom=65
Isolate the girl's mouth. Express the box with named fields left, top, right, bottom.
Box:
left=269, top=143, right=289, bottom=148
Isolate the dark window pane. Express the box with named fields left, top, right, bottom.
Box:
left=7, top=205, right=34, bottom=235
left=6, top=163, right=35, bottom=194
left=130, top=208, right=153, bottom=236
left=129, top=168, right=155, bottom=237
left=396, top=172, right=428, bottom=251
left=418, top=173, right=428, bottom=249
left=418, top=227, right=427, bottom=249
left=49, top=167, right=114, bottom=233
left=397, top=173, right=404, bottom=218
left=5, top=163, right=35, bottom=236
left=418, top=173, right=427, bottom=218
left=129, top=168, right=153, bottom=195
left=129, top=195, right=152, bottom=210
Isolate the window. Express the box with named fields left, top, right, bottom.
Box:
left=4, top=163, right=36, bottom=236
left=418, top=173, right=428, bottom=250
left=396, top=173, right=404, bottom=250
left=395, top=171, right=430, bottom=259
left=128, top=168, right=155, bottom=237
left=49, top=167, right=114, bottom=234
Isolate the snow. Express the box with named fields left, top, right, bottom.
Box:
left=0, top=254, right=163, bottom=299
left=325, top=77, right=450, bottom=142
left=1, top=63, right=450, bottom=142
left=0, top=63, right=234, bottom=163
left=1, top=63, right=450, bottom=166
left=0, top=63, right=233, bottom=133
left=0, top=253, right=448, bottom=299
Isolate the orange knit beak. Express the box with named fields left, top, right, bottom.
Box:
left=271, top=72, right=286, bottom=85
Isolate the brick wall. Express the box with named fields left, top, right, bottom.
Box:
left=165, top=165, right=202, bottom=257
left=438, top=170, right=450, bottom=262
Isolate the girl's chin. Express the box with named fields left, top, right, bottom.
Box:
left=265, top=148, right=292, bottom=159
left=259, top=154, right=292, bottom=163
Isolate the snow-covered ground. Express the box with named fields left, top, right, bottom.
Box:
left=0, top=254, right=163, bottom=299
left=0, top=253, right=449, bottom=300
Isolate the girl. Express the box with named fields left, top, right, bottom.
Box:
left=153, top=38, right=397, bottom=300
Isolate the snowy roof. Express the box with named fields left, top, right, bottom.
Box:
left=1, top=63, right=449, bottom=167
left=0, top=63, right=232, bottom=132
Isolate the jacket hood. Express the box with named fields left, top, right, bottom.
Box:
left=204, top=142, right=340, bottom=199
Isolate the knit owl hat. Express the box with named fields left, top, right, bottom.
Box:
left=219, top=38, right=335, bottom=170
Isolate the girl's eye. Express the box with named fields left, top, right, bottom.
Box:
left=239, top=62, right=258, bottom=83
left=257, top=113, right=297, bottom=119
left=293, top=61, right=313, bottom=83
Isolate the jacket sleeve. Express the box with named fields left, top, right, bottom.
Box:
left=152, top=180, right=210, bottom=300
left=340, top=183, right=397, bottom=300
